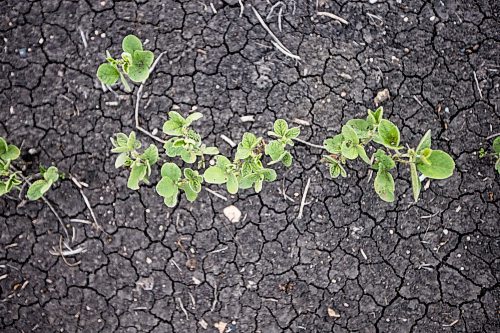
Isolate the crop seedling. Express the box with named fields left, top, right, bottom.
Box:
left=0, top=137, right=60, bottom=201
left=97, top=35, right=154, bottom=92
left=110, top=112, right=299, bottom=207
left=322, top=107, right=455, bottom=202
left=479, top=137, right=500, bottom=174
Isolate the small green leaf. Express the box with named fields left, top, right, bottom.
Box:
left=115, top=153, right=129, bottom=168
left=265, top=140, right=285, bottom=161
left=189, top=178, right=202, bottom=193
left=495, top=158, right=500, bottom=174
left=204, top=166, right=228, bottom=184
left=27, top=179, right=51, bottom=200
left=142, top=145, right=159, bottom=166
left=356, top=145, right=371, bottom=164
left=203, top=146, right=219, bottom=155
left=163, top=116, right=185, bottom=136
left=2, top=144, right=20, bottom=161
left=216, top=155, right=232, bottom=169
left=324, top=134, right=344, bottom=154
left=128, top=63, right=150, bottom=83
left=416, top=130, right=432, bottom=153
left=185, top=112, right=203, bottom=125
left=239, top=174, right=258, bottom=189
left=180, top=150, right=196, bottom=163
left=254, top=179, right=263, bottom=193
left=341, top=141, right=358, bottom=160
left=281, top=152, right=293, bottom=167
left=274, top=119, right=288, bottom=137
left=180, top=183, right=198, bottom=202
left=226, top=173, right=238, bottom=194
left=341, top=125, right=359, bottom=145
left=262, top=168, right=277, bottom=182
left=493, top=137, right=500, bottom=154
left=374, top=170, right=395, bottom=202
left=164, top=194, right=178, bottom=207
left=97, top=63, right=120, bottom=85
left=127, top=131, right=138, bottom=150
left=164, top=139, right=183, bottom=157
left=128, top=164, right=147, bottom=190
left=122, top=35, right=143, bottom=54
left=235, top=147, right=252, bottom=160
left=346, top=119, right=372, bottom=139
left=285, top=127, right=300, bottom=140
left=241, top=133, right=259, bottom=149
left=377, top=119, right=400, bottom=149
left=0, top=138, right=7, bottom=154
left=43, top=166, right=59, bottom=183
left=156, top=177, right=178, bottom=198
left=417, top=150, right=455, bottom=179
left=161, top=163, right=182, bottom=181
left=373, top=149, right=396, bottom=171
left=410, top=163, right=421, bottom=202
left=115, top=133, right=128, bottom=147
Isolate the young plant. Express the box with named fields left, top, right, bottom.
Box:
left=323, top=107, right=455, bottom=202
left=0, top=137, right=60, bottom=201
left=479, top=137, right=500, bottom=174
left=162, top=111, right=219, bottom=167
left=111, top=132, right=159, bottom=189
left=266, top=119, right=300, bottom=167
left=97, top=35, right=154, bottom=92
left=156, top=163, right=202, bottom=207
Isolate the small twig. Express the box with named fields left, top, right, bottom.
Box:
left=297, top=177, right=311, bottom=219
left=485, top=132, right=500, bottom=140
left=266, top=1, right=285, bottom=19
left=317, top=11, right=349, bottom=25
left=210, top=282, right=218, bottom=312
left=69, top=219, right=92, bottom=225
left=278, top=7, right=283, bottom=32
left=220, top=134, right=236, bottom=147
left=413, top=95, right=423, bottom=107
left=442, top=319, right=459, bottom=327
left=189, top=292, right=196, bottom=309
left=367, top=155, right=376, bottom=183
left=473, top=71, right=483, bottom=99
left=171, top=259, right=182, bottom=272
left=293, top=137, right=325, bottom=150
left=238, top=0, right=244, bottom=17
left=366, top=12, right=383, bottom=25
left=251, top=6, right=301, bottom=60
left=70, top=174, right=102, bottom=232
left=50, top=237, right=82, bottom=267
left=420, top=210, right=442, bottom=219
left=78, top=27, right=88, bottom=49
left=204, top=188, right=228, bottom=201
left=176, top=297, right=189, bottom=320
left=209, top=246, right=229, bottom=254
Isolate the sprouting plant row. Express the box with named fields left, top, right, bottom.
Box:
left=0, top=137, right=61, bottom=201
left=98, top=35, right=456, bottom=207
left=111, top=113, right=299, bottom=207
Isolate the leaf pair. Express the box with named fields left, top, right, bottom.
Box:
left=97, top=35, right=155, bottom=92
left=0, top=137, right=21, bottom=162
left=111, top=132, right=159, bottom=190
left=266, top=119, right=300, bottom=167
left=156, top=163, right=201, bottom=207
left=163, top=112, right=218, bottom=165
left=203, top=156, right=239, bottom=194
left=26, top=166, right=60, bottom=200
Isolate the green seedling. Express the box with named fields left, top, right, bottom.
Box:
left=111, top=131, right=159, bottom=190
left=266, top=119, right=300, bottom=167
left=156, top=163, right=202, bottom=207
left=163, top=111, right=219, bottom=167
left=323, top=107, right=455, bottom=202
left=0, top=137, right=60, bottom=200
left=97, top=35, right=154, bottom=92
left=481, top=137, right=500, bottom=174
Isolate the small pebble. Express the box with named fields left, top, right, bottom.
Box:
left=19, top=48, right=27, bottom=58
left=146, top=257, right=152, bottom=264
left=443, top=229, right=449, bottom=235
left=39, top=38, right=44, bottom=44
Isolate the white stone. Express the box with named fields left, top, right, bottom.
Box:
left=223, top=205, right=241, bottom=223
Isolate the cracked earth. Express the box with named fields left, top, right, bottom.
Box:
left=1, top=0, right=499, bottom=332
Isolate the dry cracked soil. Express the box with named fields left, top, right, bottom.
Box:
left=1, top=0, right=499, bottom=332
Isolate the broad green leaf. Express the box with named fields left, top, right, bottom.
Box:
left=161, top=162, right=182, bottom=181
left=241, top=133, right=259, bottom=149
left=356, top=145, right=371, bottom=164
left=324, top=134, right=344, bottom=154
left=128, top=62, right=150, bottom=82
left=122, top=35, right=143, bottom=54
left=374, top=170, right=395, bottom=202
left=342, top=125, right=359, bottom=145
left=285, top=127, right=300, bottom=140
left=254, top=179, right=263, bottom=193
left=164, top=139, right=183, bottom=157
left=27, top=180, right=51, bottom=200
left=43, top=166, right=59, bottom=183
left=185, top=112, right=203, bottom=125
left=133, top=50, right=154, bottom=68
left=189, top=178, right=202, bottom=193
left=180, top=150, right=196, bottom=163
left=181, top=183, right=198, bottom=202
left=274, top=119, right=288, bottom=137
left=329, top=163, right=341, bottom=178
left=493, top=137, right=500, bottom=154
left=0, top=138, right=7, bottom=154
left=204, top=166, right=228, bottom=184
left=156, top=177, right=178, bottom=198
left=203, top=146, right=219, bottom=155
left=97, top=63, right=120, bottom=85
left=115, top=133, right=128, bottom=147
left=341, top=141, right=358, bottom=160
left=377, top=119, right=400, bottom=149
left=142, top=145, right=159, bottom=166
left=127, top=131, right=137, bottom=150
left=163, top=118, right=184, bottom=136
left=239, top=174, right=258, bottom=189
left=235, top=147, right=251, bottom=160
left=373, top=107, right=383, bottom=123
left=216, top=155, right=232, bottom=169
left=346, top=119, right=371, bottom=139
left=265, top=140, right=285, bottom=161
left=416, top=130, right=432, bottom=153
left=164, top=194, right=178, bottom=207
left=417, top=150, right=455, bottom=179
left=128, top=164, right=147, bottom=190
left=183, top=168, right=197, bottom=181
left=410, top=163, right=421, bottom=202
left=2, top=144, right=20, bottom=161
left=226, top=173, right=238, bottom=194
left=262, top=168, right=277, bottom=182
left=373, top=149, right=396, bottom=171
left=115, top=153, right=129, bottom=168
left=281, top=152, right=293, bottom=167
